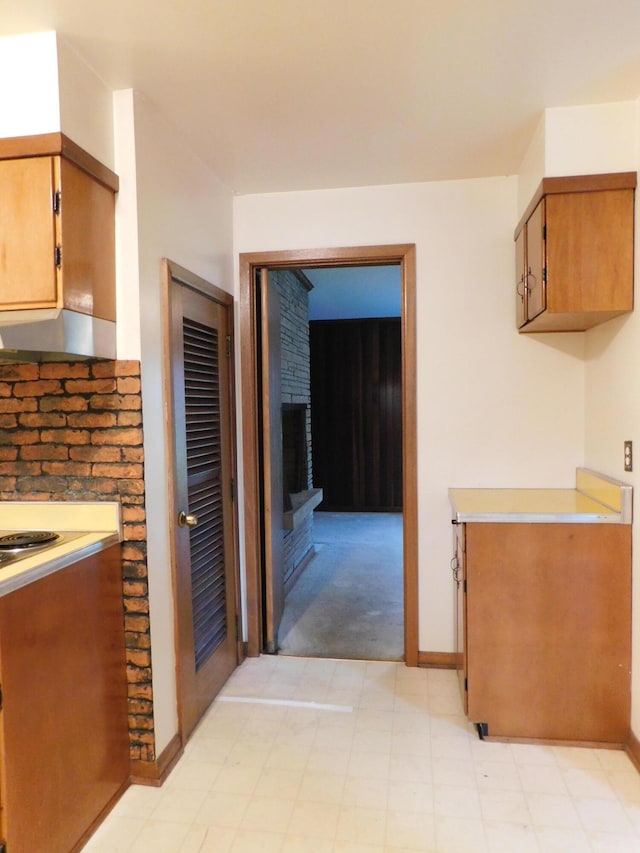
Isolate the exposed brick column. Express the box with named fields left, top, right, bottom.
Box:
left=0, top=359, right=154, bottom=762
left=270, top=269, right=314, bottom=586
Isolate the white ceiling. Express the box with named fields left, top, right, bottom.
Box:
left=2, top=1, right=640, bottom=195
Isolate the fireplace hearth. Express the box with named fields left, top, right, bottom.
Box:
left=282, top=403, right=308, bottom=504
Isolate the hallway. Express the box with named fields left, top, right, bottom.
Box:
left=278, top=512, right=404, bottom=661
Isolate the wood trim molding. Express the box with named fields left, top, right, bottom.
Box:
left=402, top=245, right=418, bottom=667
left=0, top=131, right=63, bottom=160
left=161, top=260, right=183, bottom=738
left=239, top=244, right=419, bottom=664
left=60, top=134, right=120, bottom=192
left=0, top=132, right=119, bottom=192
left=418, top=651, right=457, bottom=669
left=129, top=733, right=183, bottom=787
left=626, top=730, right=640, bottom=773
left=515, top=171, right=637, bottom=238
left=239, top=253, right=263, bottom=657
left=165, top=258, right=234, bottom=306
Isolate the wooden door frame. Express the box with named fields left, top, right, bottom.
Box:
left=239, top=244, right=418, bottom=666
left=162, top=258, right=243, bottom=740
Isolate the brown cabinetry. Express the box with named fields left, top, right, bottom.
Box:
left=0, top=133, right=118, bottom=322
left=0, top=546, right=130, bottom=853
left=515, top=172, right=636, bottom=332
left=452, top=521, right=467, bottom=709
left=455, top=521, right=631, bottom=744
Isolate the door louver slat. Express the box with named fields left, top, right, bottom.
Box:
left=183, top=317, right=227, bottom=671
left=191, top=528, right=223, bottom=550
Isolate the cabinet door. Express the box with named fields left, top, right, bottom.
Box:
left=0, top=157, right=58, bottom=308
left=545, top=189, right=635, bottom=315
left=526, top=199, right=546, bottom=321
left=465, top=522, right=631, bottom=742
left=453, top=523, right=467, bottom=712
left=0, top=547, right=129, bottom=853
left=59, top=158, right=116, bottom=321
left=515, top=228, right=527, bottom=328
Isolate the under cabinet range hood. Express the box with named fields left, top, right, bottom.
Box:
left=0, top=308, right=116, bottom=362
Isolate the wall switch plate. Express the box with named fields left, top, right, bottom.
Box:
left=624, top=440, right=633, bottom=472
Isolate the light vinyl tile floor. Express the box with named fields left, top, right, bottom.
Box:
left=84, top=655, right=640, bottom=853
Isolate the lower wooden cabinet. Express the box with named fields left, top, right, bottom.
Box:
left=0, top=545, right=130, bottom=853
left=454, top=522, right=631, bottom=744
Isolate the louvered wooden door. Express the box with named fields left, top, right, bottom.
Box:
left=168, top=269, right=238, bottom=739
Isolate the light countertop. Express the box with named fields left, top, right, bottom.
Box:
left=449, top=469, right=632, bottom=525
left=0, top=501, right=121, bottom=597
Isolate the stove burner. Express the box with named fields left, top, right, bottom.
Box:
left=0, top=531, right=60, bottom=549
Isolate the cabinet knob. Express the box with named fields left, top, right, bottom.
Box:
left=178, top=511, right=198, bottom=528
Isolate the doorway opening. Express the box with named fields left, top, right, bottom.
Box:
left=240, top=244, right=418, bottom=666
left=278, top=267, right=403, bottom=660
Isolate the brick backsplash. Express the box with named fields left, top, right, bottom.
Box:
left=0, top=359, right=155, bottom=763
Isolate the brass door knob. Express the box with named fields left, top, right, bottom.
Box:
left=178, top=511, right=198, bottom=528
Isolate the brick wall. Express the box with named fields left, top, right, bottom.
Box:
left=270, top=270, right=314, bottom=586
left=0, top=359, right=155, bottom=762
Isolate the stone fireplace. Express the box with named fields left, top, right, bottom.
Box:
left=282, top=402, right=323, bottom=539
left=270, top=269, right=322, bottom=591
left=282, top=403, right=308, bottom=502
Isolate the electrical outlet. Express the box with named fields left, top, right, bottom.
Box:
left=624, top=440, right=633, bottom=472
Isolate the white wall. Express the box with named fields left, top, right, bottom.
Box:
left=0, top=32, right=59, bottom=137
left=121, top=90, right=235, bottom=753
left=113, top=90, right=142, bottom=362
left=517, top=114, right=546, bottom=219
left=0, top=31, right=115, bottom=169
left=58, top=36, right=114, bottom=170
left=545, top=102, right=638, bottom=180
left=234, top=178, right=586, bottom=652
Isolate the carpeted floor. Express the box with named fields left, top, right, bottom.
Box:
left=277, top=511, right=404, bottom=661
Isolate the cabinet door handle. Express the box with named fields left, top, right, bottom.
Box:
left=526, top=267, right=536, bottom=294
left=516, top=273, right=526, bottom=300
left=178, top=511, right=198, bottom=528
left=450, top=555, right=461, bottom=585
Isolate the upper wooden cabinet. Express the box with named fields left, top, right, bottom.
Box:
left=0, top=133, right=118, bottom=322
left=515, top=172, right=636, bottom=332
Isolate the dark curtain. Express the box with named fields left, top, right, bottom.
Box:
left=310, top=318, right=402, bottom=511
